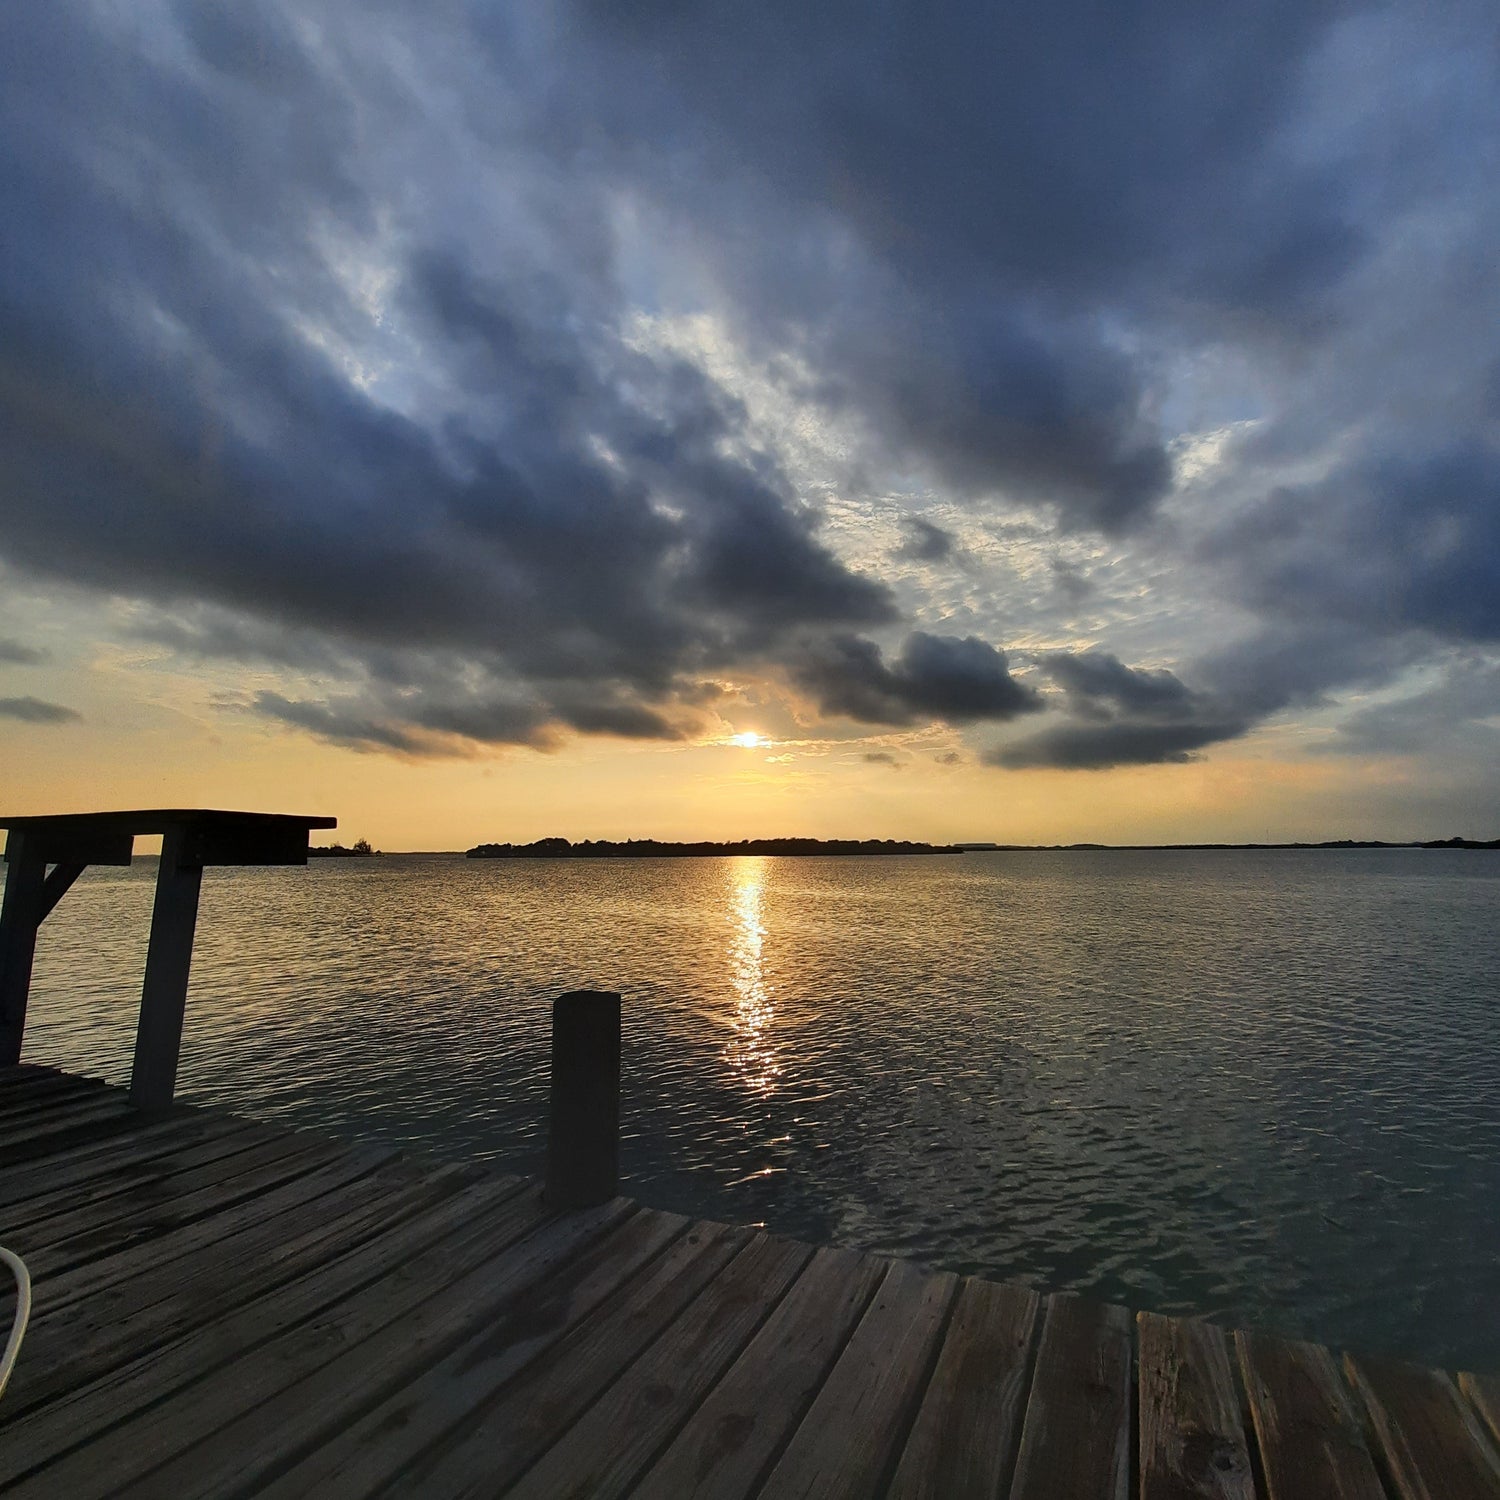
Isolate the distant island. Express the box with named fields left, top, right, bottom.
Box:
left=465, top=834, right=1499, bottom=858
left=467, top=836, right=960, bottom=859
left=309, top=838, right=380, bottom=857
left=975, top=837, right=1500, bottom=851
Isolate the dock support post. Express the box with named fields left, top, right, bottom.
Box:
left=544, top=989, right=621, bottom=1210
left=129, top=825, right=203, bottom=1112
left=0, top=830, right=47, bottom=1066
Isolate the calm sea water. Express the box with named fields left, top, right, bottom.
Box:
left=19, top=849, right=1500, bottom=1370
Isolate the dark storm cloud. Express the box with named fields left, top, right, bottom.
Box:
left=893, top=519, right=957, bottom=565
left=0, top=3, right=896, bottom=751
left=1204, top=444, right=1500, bottom=646
left=1040, top=651, right=1200, bottom=721
left=1328, top=659, right=1500, bottom=757
left=0, top=0, right=1496, bottom=762
left=0, top=639, right=47, bottom=666
left=550, top=0, right=1363, bottom=530
left=0, top=697, right=81, bottom=725
left=990, top=650, right=1248, bottom=769
left=988, top=718, right=1249, bottom=771
left=794, top=632, right=1042, bottom=727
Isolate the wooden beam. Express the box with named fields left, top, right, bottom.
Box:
left=0, top=829, right=47, bottom=1066
left=37, top=861, right=86, bottom=925
left=544, top=990, right=621, bottom=1209
left=180, top=820, right=313, bottom=867
left=129, top=825, right=203, bottom=1112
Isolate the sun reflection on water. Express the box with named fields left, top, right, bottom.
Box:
left=725, top=858, right=781, bottom=1096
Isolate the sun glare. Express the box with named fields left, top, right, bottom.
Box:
left=730, top=731, right=763, bottom=748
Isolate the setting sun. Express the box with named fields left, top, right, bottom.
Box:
left=729, top=731, right=764, bottom=748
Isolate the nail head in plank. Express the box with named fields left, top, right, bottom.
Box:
left=1138, top=1311, right=1254, bottom=1500
left=1009, top=1294, right=1133, bottom=1500
left=1235, top=1330, right=1386, bottom=1500
left=885, top=1276, right=1040, bottom=1500
left=1346, top=1352, right=1500, bottom=1500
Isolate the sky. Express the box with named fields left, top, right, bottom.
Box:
left=2, top=0, right=1499, bottom=849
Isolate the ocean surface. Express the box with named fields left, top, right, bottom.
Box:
left=19, top=848, right=1500, bottom=1371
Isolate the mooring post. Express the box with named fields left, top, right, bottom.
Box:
left=0, top=829, right=47, bottom=1067
left=544, top=989, right=621, bottom=1209
left=129, top=824, right=204, bottom=1111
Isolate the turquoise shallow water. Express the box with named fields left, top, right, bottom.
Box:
left=19, top=848, right=1500, bottom=1371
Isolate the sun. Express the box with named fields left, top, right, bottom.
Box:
left=729, top=731, right=763, bottom=748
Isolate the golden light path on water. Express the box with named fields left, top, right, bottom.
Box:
left=724, top=856, right=781, bottom=1098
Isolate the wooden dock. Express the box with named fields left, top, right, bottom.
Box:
left=1, top=1065, right=1498, bottom=1498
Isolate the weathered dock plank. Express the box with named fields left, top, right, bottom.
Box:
left=629, top=1245, right=888, bottom=1499
left=387, top=1217, right=753, bottom=1498
left=885, top=1276, right=1040, bottom=1500
left=0, top=1111, right=256, bottom=1209
left=0, top=1175, right=525, bottom=1487
left=1009, top=1294, right=1133, bottom=1500
left=502, top=1230, right=812, bottom=1499
left=0, top=1119, right=275, bottom=1233
left=1464, top=1371, right=1500, bottom=1451
left=1138, top=1310, right=1254, bottom=1500
left=257, top=1207, right=697, bottom=1498
left=8, top=1184, right=572, bottom=1496
left=1235, top=1329, right=1386, bottom=1500
left=3, top=1066, right=1497, bottom=1499
left=758, top=1259, right=958, bottom=1499
left=1345, top=1352, right=1500, bottom=1500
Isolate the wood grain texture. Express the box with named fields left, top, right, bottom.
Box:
left=1463, top=1372, right=1500, bottom=1452
left=257, top=1207, right=699, bottom=1499
left=631, top=1245, right=888, bottom=1500
left=19, top=1142, right=393, bottom=1323
left=1, top=1094, right=138, bottom=1161
left=0, top=1177, right=522, bottom=1487
left=504, top=1231, right=813, bottom=1500
left=1347, top=1351, right=1500, bottom=1500
left=9, top=1186, right=578, bottom=1498
left=0, top=1163, right=482, bottom=1459
left=0, top=1120, right=272, bottom=1232
left=0, top=1113, right=248, bottom=1208
left=885, top=1276, right=1040, bottom=1500
left=1236, top=1330, right=1385, bottom=1500
left=1009, top=1294, right=1132, bottom=1500
left=384, top=1218, right=749, bottom=1499
left=1138, top=1312, right=1254, bottom=1500
left=15, top=1132, right=337, bottom=1263
left=758, top=1259, right=959, bottom=1500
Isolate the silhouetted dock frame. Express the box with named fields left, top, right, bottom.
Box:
left=2, top=812, right=1499, bottom=1495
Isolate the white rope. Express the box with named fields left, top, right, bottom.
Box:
left=0, top=1245, right=32, bottom=1402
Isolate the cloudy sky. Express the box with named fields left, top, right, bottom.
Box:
left=2, top=0, right=1498, bottom=847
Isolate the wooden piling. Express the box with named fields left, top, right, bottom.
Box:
left=129, top=825, right=205, bottom=1112
left=0, top=828, right=47, bottom=1067
left=544, top=989, right=621, bottom=1209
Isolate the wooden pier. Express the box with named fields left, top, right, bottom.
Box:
left=3, top=811, right=1499, bottom=1495
left=2, top=1064, right=1499, bottom=1498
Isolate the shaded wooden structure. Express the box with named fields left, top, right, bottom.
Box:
left=2, top=1064, right=1498, bottom=1498
left=0, top=810, right=335, bottom=1110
